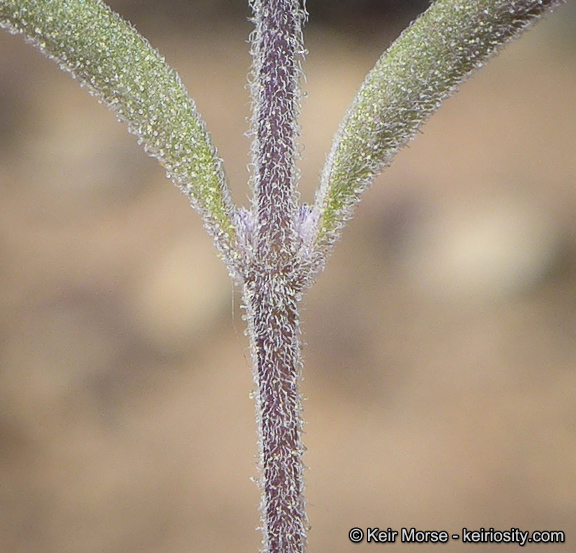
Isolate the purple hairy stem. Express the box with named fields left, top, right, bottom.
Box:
left=244, top=272, right=307, bottom=553
left=243, top=1, right=308, bottom=552
left=250, top=0, right=304, bottom=262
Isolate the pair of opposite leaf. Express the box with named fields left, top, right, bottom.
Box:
left=0, top=0, right=564, bottom=282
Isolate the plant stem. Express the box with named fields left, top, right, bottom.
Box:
left=249, top=0, right=304, bottom=263
left=243, top=275, right=307, bottom=553
left=244, top=1, right=308, bottom=552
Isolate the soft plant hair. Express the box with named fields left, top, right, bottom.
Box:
left=0, top=1, right=565, bottom=552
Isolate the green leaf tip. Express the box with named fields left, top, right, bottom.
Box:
left=0, top=0, right=237, bottom=254
left=314, top=0, right=565, bottom=253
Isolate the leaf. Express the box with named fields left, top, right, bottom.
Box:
left=0, top=0, right=237, bottom=257
left=313, top=0, right=564, bottom=256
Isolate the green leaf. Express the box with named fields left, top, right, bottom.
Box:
left=314, top=0, right=564, bottom=254
left=0, top=0, right=236, bottom=254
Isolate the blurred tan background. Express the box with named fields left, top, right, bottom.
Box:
left=1, top=1, right=575, bottom=552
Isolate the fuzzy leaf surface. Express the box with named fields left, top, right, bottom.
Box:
left=0, top=0, right=236, bottom=254
left=314, top=0, right=564, bottom=254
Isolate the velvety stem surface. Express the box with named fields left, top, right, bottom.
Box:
left=246, top=1, right=307, bottom=552
left=244, top=273, right=306, bottom=553
left=250, top=0, right=303, bottom=264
